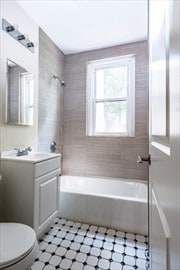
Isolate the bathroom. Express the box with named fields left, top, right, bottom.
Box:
left=0, top=1, right=179, bottom=270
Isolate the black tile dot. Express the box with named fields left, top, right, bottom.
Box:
left=122, top=252, right=126, bottom=256
left=87, top=253, right=90, bottom=256
left=97, top=256, right=102, bottom=259
left=62, top=237, right=65, bottom=241
left=57, top=244, right=61, bottom=247
left=93, top=237, right=96, bottom=240
left=55, top=266, right=59, bottom=269
left=133, top=265, right=138, bottom=269
left=77, top=250, right=81, bottom=253
left=109, top=259, right=113, bottom=262
left=112, top=241, right=116, bottom=245
left=67, top=247, right=70, bottom=250
left=100, top=247, right=104, bottom=250
left=124, top=237, right=127, bottom=240
left=45, top=262, right=49, bottom=265
left=72, top=259, right=76, bottom=262
left=35, top=258, right=39, bottom=262
left=123, top=244, right=127, bottom=247
left=58, top=229, right=61, bottom=231
left=90, top=245, right=93, bottom=248
left=48, top=241, right=52, bottom=244
left=134, top=255, right=138, bottom=259
left=121, top=262, right=125, bottom=266
left=83, top=262, right=87, bottom=266
left=71, top=240, right=74, bottom=243
left=42, top=249, right=46, bottom=253
left=61, top=256, right=65, bottom=259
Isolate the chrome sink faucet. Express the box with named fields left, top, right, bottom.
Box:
left=15, top=146, right=32, bottom=156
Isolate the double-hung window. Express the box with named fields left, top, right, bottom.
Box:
left=86, top=55, right=135, bottom=137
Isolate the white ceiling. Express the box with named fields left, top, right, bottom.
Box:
left=17, top=0, right=148, bottom=55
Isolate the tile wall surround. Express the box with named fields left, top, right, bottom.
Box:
left=38, top=28, right=65, bottom=154
left=63, top=41, right=149, bottom=180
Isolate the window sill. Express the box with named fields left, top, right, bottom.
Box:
left=86, top=133, right=135, bottom=138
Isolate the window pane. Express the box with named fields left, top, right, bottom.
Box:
left=96, top=66, right=128, bottom=99
left=95, top=101, right=127, bottom=133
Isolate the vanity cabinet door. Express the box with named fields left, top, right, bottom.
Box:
left=34, top=169, right=60, bottom=237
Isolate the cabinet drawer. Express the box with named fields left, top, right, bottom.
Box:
left=34, top=157, right=60, bottom=178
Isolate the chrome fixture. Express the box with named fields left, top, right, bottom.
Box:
left=50, top=141, right=57, bottom=153
left=15, top=146, right=32, bottom=156
left=2, top=18, right=35, bottom=52
left=53, top=75, right=66, bottom=86
left=137, top=155, right=151, bottom=165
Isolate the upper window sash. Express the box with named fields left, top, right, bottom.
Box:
left=86, top=55, right=135, bottom=137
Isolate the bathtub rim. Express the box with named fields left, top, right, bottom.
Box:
left=60, top=175, right=148, bottom=203
left=60, top=174, right=148, bottom=185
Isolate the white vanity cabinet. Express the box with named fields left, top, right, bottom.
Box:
left=1, top=153, right=61, bottom=238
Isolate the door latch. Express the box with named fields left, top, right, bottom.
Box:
left=137, top=154, right=151, bottom=165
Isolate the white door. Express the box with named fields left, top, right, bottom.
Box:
left=149, top=1, right=180, bottom=269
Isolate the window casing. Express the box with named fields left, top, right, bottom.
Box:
left=86, top=55, right=135, bottom=137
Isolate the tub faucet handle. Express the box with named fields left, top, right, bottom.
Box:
left=137, top=155, right=151, bottom=165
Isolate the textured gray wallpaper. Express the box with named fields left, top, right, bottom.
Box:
left=38, top=28, right=64, bottom=153
left=63, top=41, right=149, bottom=180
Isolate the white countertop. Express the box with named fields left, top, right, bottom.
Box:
left=1, top=150, right=61, bottom=163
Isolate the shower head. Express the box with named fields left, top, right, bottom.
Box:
left=53, top=75, right=66, bottom=86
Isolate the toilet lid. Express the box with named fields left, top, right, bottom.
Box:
left=0, top=223, right=37, bottom=268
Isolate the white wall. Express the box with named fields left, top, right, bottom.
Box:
left=0, top=1, right=39, bottom=220
left=0, top=0, right=39, bottom=152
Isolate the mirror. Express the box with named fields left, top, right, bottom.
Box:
left=6, top=59, right=34, bottom=125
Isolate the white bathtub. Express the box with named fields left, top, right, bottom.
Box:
left=59, top=175, right=148, bottom=235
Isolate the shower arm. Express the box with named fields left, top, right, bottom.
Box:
left=52, top=75, right=65, bottom=86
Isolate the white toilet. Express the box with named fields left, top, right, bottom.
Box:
left=0, top=223, right=38, bottom=270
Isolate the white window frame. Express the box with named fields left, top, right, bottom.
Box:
left=86, top=55, right=135, bottom=137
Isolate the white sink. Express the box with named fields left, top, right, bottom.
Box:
left=1, top=151, right=61, bottom=163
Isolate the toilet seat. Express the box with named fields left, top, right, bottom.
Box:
left=0, top=223, right=38, bottom=270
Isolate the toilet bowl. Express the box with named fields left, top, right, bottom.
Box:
left=0, top=223, right=38, bottom=270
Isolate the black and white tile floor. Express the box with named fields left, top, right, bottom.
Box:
left=31, top=218, right=149, bottom=270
